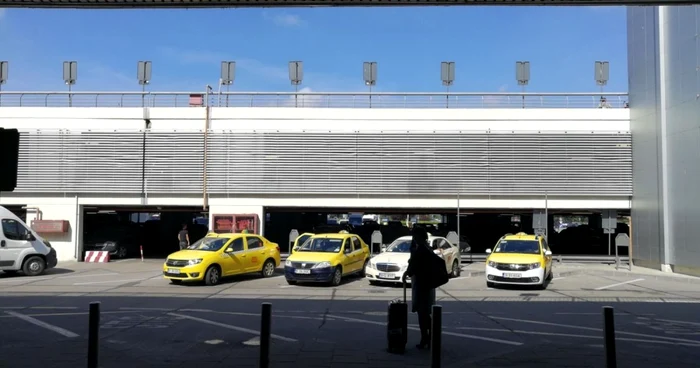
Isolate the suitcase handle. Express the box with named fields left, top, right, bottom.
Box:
left=402, top=274, right=408, bottom=304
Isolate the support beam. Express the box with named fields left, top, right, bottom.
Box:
left=0, top=0, right=695, bottom=9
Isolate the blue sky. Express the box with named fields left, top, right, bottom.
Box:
left=0, top=6, right=627, bottom=93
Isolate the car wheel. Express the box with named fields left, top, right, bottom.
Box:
left=261, top=259, right=276, bottom=278
left=204, top=265, right=221, bottom=286
left=537, top=282, right=547, bottom=290
left=451, top=261, right=461, bottom=277
left=330, top=267, right=342, bottom=286
left=117, top=246, right=128, bottom=259
left=486, top=281, right=495, bottom=288
left=170, top=279, right=182, bottom=285
left=546, top=269, right=554, bottom=280
left=286, top=280, right=297, bottom=285
left=22, top=256, right=46, bottom=277
left=359, top=260, right=369, bottom=277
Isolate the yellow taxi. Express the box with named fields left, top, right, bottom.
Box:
left=291, top=232, right=315, bottom=254
left=485, top=232, right=553, bottom=289
left=284, top=232, right=370, bottom=286
left=163, top=232, right=281, bottom=286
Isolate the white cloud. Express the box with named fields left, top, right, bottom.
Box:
left=262, top=11, right=305, bottom=27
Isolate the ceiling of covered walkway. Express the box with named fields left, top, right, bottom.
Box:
left=1, top=0, right=693, bottom=9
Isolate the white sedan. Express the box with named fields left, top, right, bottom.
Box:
left=365, top=234, right=461, bottom=285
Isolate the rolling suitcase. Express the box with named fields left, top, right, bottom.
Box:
left=387, top=279, right=408, bottom=354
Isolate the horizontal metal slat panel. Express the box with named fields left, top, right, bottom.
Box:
left=205, top=131, right=632, bottom=196
left=15, top=130, right=143, bottom=193
left=145, top=131, right=205, bottom=194
left=11, top=130, right=632, bottom=197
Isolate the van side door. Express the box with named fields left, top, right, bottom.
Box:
left=0, top=218, right=32, bottom=269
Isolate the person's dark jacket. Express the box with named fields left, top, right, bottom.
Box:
left=405, top=240, right=434, bottom=285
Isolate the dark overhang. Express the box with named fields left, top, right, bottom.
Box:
left=0, top=0, right=696, bottom=9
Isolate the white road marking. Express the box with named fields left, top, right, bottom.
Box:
left=0, top=306, right=25, bottom=309
left=5, top=311, right=79, bottom=337
left=552, top=277, right=566, bottom=281
left=654, top=318, right=700, bottom=327
left=31, top=306, right=78, bottom=310
left=120, top=307, right=173, bottom=312
left=326, top=314, right=522, bottom=346
left=0, top=311, right=140, bottom=318
left=453, top=328, right=700, bottom=347
left=168, top=313, right=297, bottom=342
left=279, top=285, right=296, bottom=289
left=0, top=272, right=118, bottom=284
left=200, top=310, right=332, bottom=321
left=556, top=312, right=655, bottom=316
left=451, top=277, right=469, bottom=281
left=73, top=278, right=145, bottom=286
left=594, top=278, right=645, bottom=290
left=491, top=316, right=700, bottom=345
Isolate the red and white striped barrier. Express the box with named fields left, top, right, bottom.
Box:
left=84, top=251, right=110, bottom=263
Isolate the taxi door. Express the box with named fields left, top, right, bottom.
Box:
left=340, top=238, right=357, bottom=274
left=221, top=237, right=246, bottom=276
left=438, top=238, right=458, bottom=270
left=541, top=237, right=553, bottom=272
left=243, top=236, right=266, bottom=272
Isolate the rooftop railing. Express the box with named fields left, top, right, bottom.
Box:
left=0, top=91, right=628, bottom=109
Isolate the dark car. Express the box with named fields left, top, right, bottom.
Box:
left=83, top=224, right=143, bottom=259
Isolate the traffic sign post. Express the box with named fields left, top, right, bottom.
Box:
left=371, top=230, right=383, bottom=254
left=615, top=233, right=631, bottom=270
left=532, top=209, right=546, bottom=238
left=602, top=210, right=617, bottom=256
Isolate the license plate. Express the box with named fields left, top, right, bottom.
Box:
left=503, top=273, right=522, bottom=278
left=295, top=269, right=311, bottom=274
left=378, top=273, right=395, bottom=279
left=167, top=268, right=180, bottom=274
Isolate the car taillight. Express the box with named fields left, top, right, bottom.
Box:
left=276, top=246, right=280, bottom=253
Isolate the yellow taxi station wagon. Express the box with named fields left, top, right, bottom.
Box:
left=284, top=232, right=371, bottom=286
left=163, top=233, right=281, bottom=286
left=485, top=232, right=553, bottom=289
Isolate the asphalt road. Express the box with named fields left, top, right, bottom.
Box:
left=1, top=261, right=700, bottom=367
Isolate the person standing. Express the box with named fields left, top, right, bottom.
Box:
left=178, top=224, right=190, bottom=250
left=404, top=225, right=437, bottom=350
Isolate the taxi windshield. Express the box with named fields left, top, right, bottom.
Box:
left=386, top=239, right=412, bottom=253
left=297, top=238, right=343, bottom=253
left=188, top=237, right=228, bottom=252
left=493, top=240, right=541, bottom=254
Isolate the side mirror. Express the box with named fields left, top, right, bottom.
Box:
left=545, top=250, right=553, bottom=256
left=292, top=247, right=298, bottom=253
left=225, top=247, right=234, bottom=253
left=485, top=249, right=492, bottom=254
left=25, top=233, right=35, bottom=241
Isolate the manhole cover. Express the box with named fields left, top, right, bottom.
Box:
left=368, top=290, right=386, bottom=294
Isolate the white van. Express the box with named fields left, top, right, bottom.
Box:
left=0, top=206, right=57, bottom=276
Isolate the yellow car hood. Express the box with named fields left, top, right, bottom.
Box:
left=287, top=252, right=339, bottom=263
left=488, top=253, right=543, bottom=264
left=168, top=249, right=217, bottom=260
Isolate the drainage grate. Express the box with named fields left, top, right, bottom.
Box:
left=368, top=290, right=386, bottom=294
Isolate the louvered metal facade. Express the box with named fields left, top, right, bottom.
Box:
left=14, top=130, right=632, bottom=197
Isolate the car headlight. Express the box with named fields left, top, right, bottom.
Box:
left=400, top=264, right=408, bottom=272
left=187, top=259, right=203, bottom=266
left=313, top=262, right=331, bottom=269
left=488, top=261, right=497, bottom=267
left=285, top=259, right=292, bottom=267
left=368, top=262, right=376, bottom=269
left=529, top=263, right=541, bottom=269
